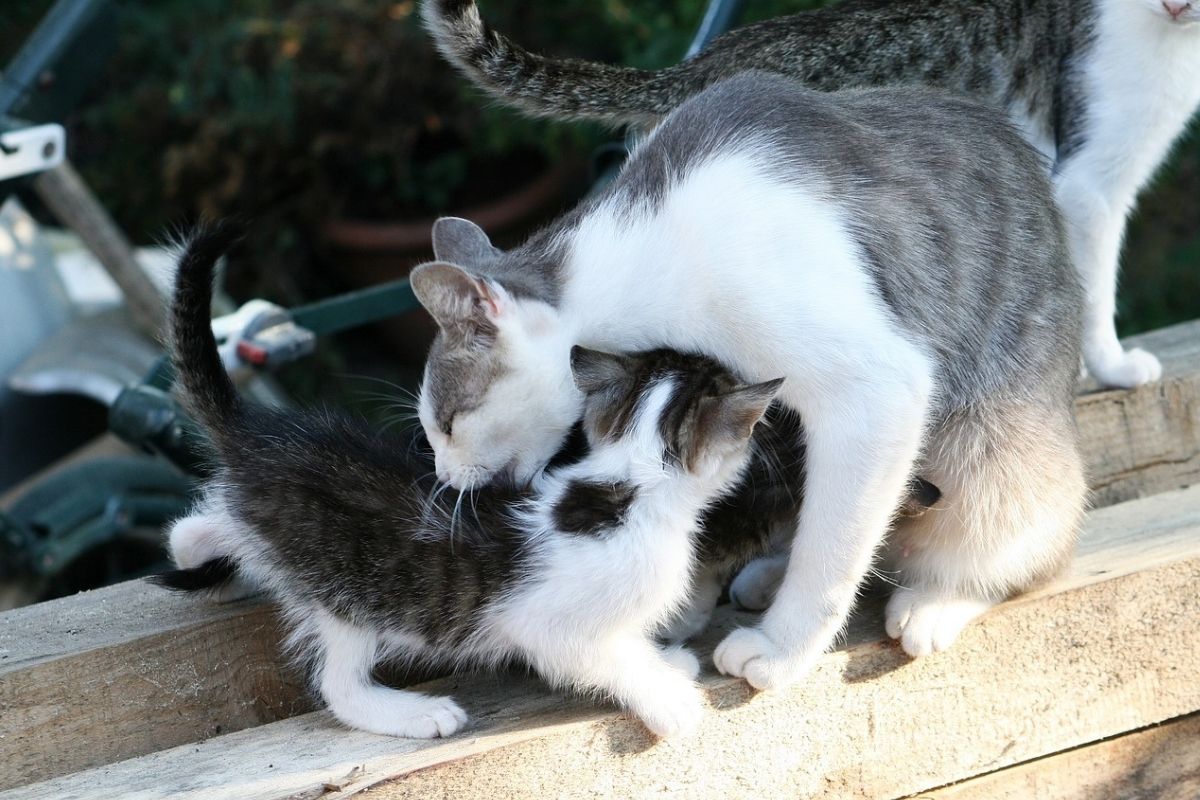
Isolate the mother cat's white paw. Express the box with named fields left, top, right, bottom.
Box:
left=1086, top=346, right=1162, bottom=389
left=728, top=555, right=787, bottom=611
left=713, top=626, right=810, bottom=690
left=885, top=587, right=994, bottom=658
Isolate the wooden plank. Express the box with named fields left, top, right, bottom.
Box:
left=1078, top=320, right=1200, bottom=507
left=0, top=322, right=1195, bottom=790
left=914, top=713, right=1200, bottom=800
left=7, top=484, right=1199, bottom=800
left=0, top=582, right=312, bottom=789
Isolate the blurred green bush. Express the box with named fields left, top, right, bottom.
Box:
left=6, top=0, right=1197, bottom=334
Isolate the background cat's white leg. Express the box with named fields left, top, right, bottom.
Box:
left=537, top=634, right=705, bottom=738
left=883, top=403, right=1085, bottom=657
left=314, top=610, right=467, bottom=738
left=728, top=553, right=787, bottom=611
left=1055, top=172, right=1162, bottom=388
left=658, top=562, right=726, bottom=644
left=714, top=355, right=933, bottom=690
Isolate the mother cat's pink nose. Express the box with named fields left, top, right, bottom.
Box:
left=1163, top=0, right=1191, bottom=18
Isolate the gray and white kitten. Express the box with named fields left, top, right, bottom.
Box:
left=155, top=225, right=792, bottom=738
left=424, top=0, right=1200, bottom=389
left=409, top=73, right=1088, bottom=690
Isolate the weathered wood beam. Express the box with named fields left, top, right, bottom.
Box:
left=914, top=713, right=1200, bottom=800
left=6, top=484, right=1198, bottom=800
left=0, top=584, right=309, bottom=789
left=0, top=322, right=1196, bottom=790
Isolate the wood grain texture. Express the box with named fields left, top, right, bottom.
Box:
left=7, top=484, right=1199, bottom=800
left=0, top=322, right=1195, bottom=791
left=0, top=582, right=311, bottom=789
left=1078, top=321, right=1200, bottom=507
left=915, top=714, right=1200, bottom=800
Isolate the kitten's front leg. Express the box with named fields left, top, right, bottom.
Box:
left=1055, top=171, right=1162, bottom=389
left=714, top=366, right=932, bottom=690
left=546, top=635, right=705, bottom=738
left=314, top=610, right=467, bottom=738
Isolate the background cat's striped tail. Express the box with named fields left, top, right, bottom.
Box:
left=421, top=0, right=695, bottom=128
left=148, top=556, right=238, bottom=593
left=169, top=222, right=246, bottom=441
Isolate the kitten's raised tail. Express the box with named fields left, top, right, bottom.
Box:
left=421, top=0, right=694, bottom=128
left=148, top=556, right=238, bottom=592
left=169, top=222, right=246, bottom=441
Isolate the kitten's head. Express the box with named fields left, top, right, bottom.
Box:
left=570, top=347, right=783, bottom=491
left=1141, top=0, right=1200, bottom=25
left=412, top=218, right=578, bottom=490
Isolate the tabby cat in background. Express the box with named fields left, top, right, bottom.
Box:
left=424, top=0, right=1200, bottom=390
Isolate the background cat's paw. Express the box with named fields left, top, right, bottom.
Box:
left=1087, top=347, right=1163, bottom=389
left=637, top=681, right=704, bottom=739
left=661, top=645, right=701, bottom=679
left=712, top=626, right=800, bottom=690
left=728, top=555, right=787, bottom=611
left=885, top=588, right=992, bottom=658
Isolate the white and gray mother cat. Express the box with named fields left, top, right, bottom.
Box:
left=410, top=73, right=1088, bottom=689
left=426, top=0, right=1200, bottom=389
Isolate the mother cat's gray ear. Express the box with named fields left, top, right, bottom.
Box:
left=411, top=261, right=506, bottom=333
left=570, top=346, right=631, bottom=394
left=432, top=217, right=502, bottom=267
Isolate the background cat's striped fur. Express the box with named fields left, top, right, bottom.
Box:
left=423, top=0, right=1200, bottom=390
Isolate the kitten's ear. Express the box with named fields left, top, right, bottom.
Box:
left=705, top=378, right=785, bottom=443
left=410, top=261, right=507, bottom=333
left=570, top=346, right=632, bottom=395
left=432, top=217, right=502, bottom=267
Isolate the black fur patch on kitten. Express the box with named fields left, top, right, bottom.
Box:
left=553, top=479, right=637, bottom=537
left=149, top=556, right=237, bottom=592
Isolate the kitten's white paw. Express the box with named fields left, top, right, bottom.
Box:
left=168, top=514, right=226, bottom=569
left=728, top=556, right=786, bottom=611
left=636, top=680, right=704, bottom=739
left=1087, top=346, right=1162, bottom=389
left=340, top=693, right=468, bottom=739
left=712, top=626, right=805, bottom=691
left=661, top=645, right=701, bottom=679
left=885, top=587, right=993, bottom=658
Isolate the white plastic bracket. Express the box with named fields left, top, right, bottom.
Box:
left=0, top=123, right=66, bottom=181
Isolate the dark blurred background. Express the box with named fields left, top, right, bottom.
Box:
left=7, top=0, right=1200, bottom=385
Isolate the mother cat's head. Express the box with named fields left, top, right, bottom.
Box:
left=411, top=217, right=578, bottom=490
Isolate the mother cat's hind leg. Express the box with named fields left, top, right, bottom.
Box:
left=311, top=608, right=467, bottom=738
left=884, top=403, right=1086, bottom=657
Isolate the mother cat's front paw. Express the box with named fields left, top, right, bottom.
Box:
left=713, top=626, right=808, bottom=691
left=1086, top=346, right=1162, bottom=389
left=884, top=587, right=994, bottom=658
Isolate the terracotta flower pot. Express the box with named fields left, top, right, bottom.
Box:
left=323, top=158, right=585, bottom=366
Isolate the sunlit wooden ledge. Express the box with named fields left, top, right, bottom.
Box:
left=1, top=321, right=1198, bottom=800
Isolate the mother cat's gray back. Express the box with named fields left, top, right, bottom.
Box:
left=614, top=73, right=1082, bottom=411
